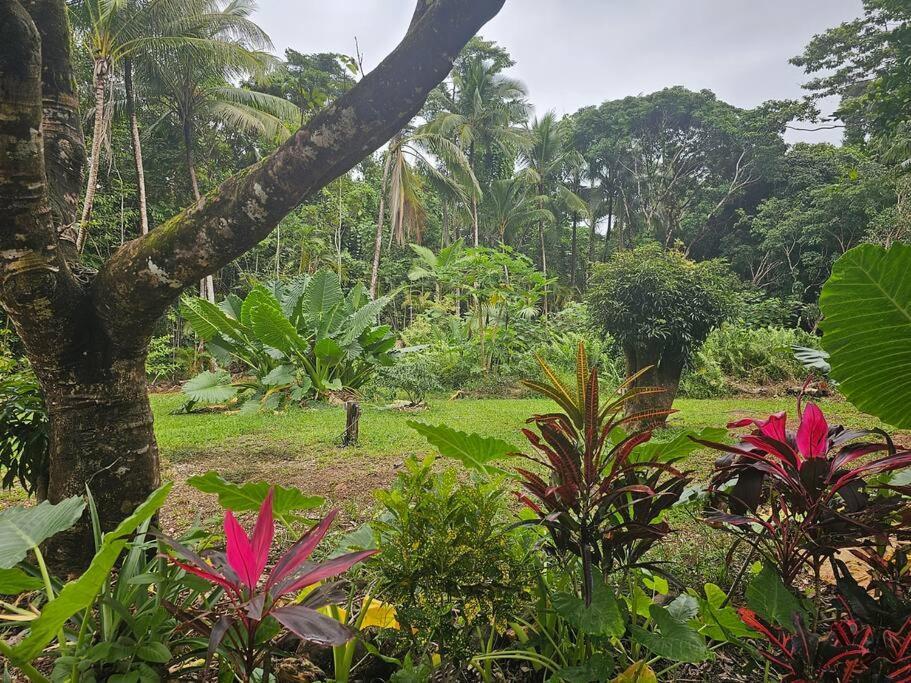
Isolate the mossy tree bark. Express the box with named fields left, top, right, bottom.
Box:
left=0, top=0, right=506, bottom=573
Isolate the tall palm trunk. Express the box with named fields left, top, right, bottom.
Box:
left=570, top=212, right=578, bottom=288
left=124, top=58, right=149, bottom=236
left=77, top=57, right=111, bottom=251
left=370, top=152, right=390, bottom=298
left=181, top=117, right=213, bottom=303
left=603, top=193, right=615, bottom=262
left=539, top=219, right=548, bottom=315
left=471, top=193, right=479, bottom=247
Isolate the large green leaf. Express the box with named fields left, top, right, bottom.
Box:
left=341, top=296, right=391, bottom=345
left=627, top=427, right=728, bottom=464
left=407, top=421, right=516, bottom=475
left=630, top=604, right=712, bottom=663
left=241, top=285, right=282, bottom=330
left=820, top=243, right=911, bottom=427
left=0, top=567, right=43, bottom=594
left=180, top=297, right=248, bottom=343
left=250, top=303, right=308, bottom=356
left=552, top=581, right=625, bottom=638
left=182, top=371, right=237, bottom=405
left=0, top=497, right=85, bottom=568
left=186, top=472, right=324, bottom=525
left=261, top=365, right=296, bottom=387
left=302, top=271, right=344, bottom=323
left=11, top=483, right=172, bottom=663
left=745, top=565, right=806, bottom=631
left=692, top=583, right=757, bottom=643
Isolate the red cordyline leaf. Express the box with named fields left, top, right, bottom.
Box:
left=266, top=510, right=338, bottom=590
left=729, top=411, right=787, bottom=442
left=797, top=403, right=829, bottom=459
left=224, top=488, right=275, bottom=589
left=274, top=550, right=378, bottom=597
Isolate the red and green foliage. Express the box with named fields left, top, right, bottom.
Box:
left=516, top=344, right=693, bottom=604
left=161, top=490, right=376, bottom=681
left=698, top=399, right=911, bottom=586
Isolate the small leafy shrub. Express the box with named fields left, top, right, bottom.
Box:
left=146, top=333, right=183, bottom=383
left=371, top=456, right=533, bottom=666
left=180, top=271, right=396, bottom=411
left=161, top=489, right=376, bottom=681
left=0, top=371, right=48, bottom=496
left=699, top=401, right=911, bottom=588
left=374, top=353, right=441, bottom=405
left=681, top=323, right=818, bottom=397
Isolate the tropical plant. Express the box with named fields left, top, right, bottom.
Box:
left=375, top=354, right=442, bottom=407
left=371, top=456, right=533, bottom=668
left=819, top=243, right=911, bottom=428
left=0, top=371, right=48, bottom=497
left=180, top=271, right=396, bottom=410
left=516, top=344, right=693, bottom=605
left=160, top=489, right=376, bottom=681
left=587, top=243, right=737, bottom=423
left=697, top=401, right=911, bottom=589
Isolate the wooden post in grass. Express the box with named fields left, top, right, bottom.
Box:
left=343, top=401, right=360, bottom=447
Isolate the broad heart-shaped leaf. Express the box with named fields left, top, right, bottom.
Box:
left=0, top=567, right=43, bottom=594
left=262, top=365, right=295, bottom=387
left=745, top=565, right=806, bottom=632
left=820, top=243, right=911, bottom=427
left=554, top=653, right=615, bottom=682
left=407, top=421, right=516, bottom=475
left=302, top=271, right=344, bottom=323
left=186, top=472, right=324, bottom=526
left=341, top=296, right=391, bottom=345
left=250, top=303, right=308, bottom=357
left=553, top=582, right=625, bottom=638
left=182, top=371, right=237, bottom=405
left=627, top=427, right=728, bottom=464
left=11, top=483, right=172, bottom=663
left=314, top=337, right=344, bottom=364
left=241, top=284, right=282, bottom=330
left=630, top=603, right=712, bottom=664
left=0, top=496, right=85, bottom=568
left=691, top=583, right=757, bottom=643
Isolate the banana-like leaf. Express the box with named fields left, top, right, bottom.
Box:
left=186, top=472, right=324, bottom=525
left=0, top=497, right=85, bottom=568
left=11, top=483, right=172, bottom=663
left=183, top=371, right=237, bottom=405
left=250, top=303, right=308, bottom=356
left=820, top=243, right=911, bottom=426
left=407, top=421, right=516, bottom=474
left=302, top=271, right=344, bottom=323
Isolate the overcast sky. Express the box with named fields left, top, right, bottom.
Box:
left=254, top=1, right=863, bottom=144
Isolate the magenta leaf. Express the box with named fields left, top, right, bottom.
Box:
left=275, top=550, right=379, bottom=597
left=267, top=510, right=338, bottom=590
left=224, top=510, right=259, bottom=589
left=271, top=605, right=353, bottom=646
left=796, top=403, right=828, bottom=458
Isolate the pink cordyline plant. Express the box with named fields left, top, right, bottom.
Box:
left=161, top=489, right=376, bottom=680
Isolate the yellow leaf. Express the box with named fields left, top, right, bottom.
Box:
left=612, top=661, right=657, bottom=683
left=359, top=599, right=399, bottom=630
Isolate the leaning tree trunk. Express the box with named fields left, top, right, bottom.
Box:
left=123, top=58, right=149, bottom=236
left=76, top=56, right=110, bottom=251
left=622, top=342, right=685, bottom=428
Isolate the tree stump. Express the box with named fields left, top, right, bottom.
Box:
left=343, top=401, right=360, bottom=447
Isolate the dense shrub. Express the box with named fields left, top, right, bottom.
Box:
left=681, top=324, right=819, bottom=397
left=587, top=243, right=737, bottom=422
left=371, top=457, right=533, bottom=666
left=373, top=353, right=442, bottom=405
left=0, top=371, right=48, bottom=496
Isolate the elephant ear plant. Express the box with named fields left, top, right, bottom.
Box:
left=160, top=489, right=377, bottom=681
left=180, top=271, right=397, bottom=411
left=516, top=343, right=694, bottom=605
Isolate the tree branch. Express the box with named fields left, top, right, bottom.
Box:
left=0, top=0, right=80, bottom=371
left=23, top=0, right=85, bottom=254
left=95, top=0, right=505, bottom=341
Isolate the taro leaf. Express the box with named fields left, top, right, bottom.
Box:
left=611, top=661, right=658, bottom=683
left=180, top=297, right=248, bottom=343
left=182, top=371, right=237, bottom=405
left=250, top=303, right=307, bottom=357
left=327, top=523, right=376, bottom=559
left=0, top=567, right=43, bottom=594
left=136, top=642, right=171, bottom=663
left=407, top=421, right=516, bottom=475
left=629, top=603, right=711, bottom=664
left=341, top=296, right=391, bottom=345
left=819, top=243, right=911, bottom=427
left=314, top=338, right=344, bottom=364
left=627, top=427, right=728, bottom=464
left=554, top=653, right=615, bottom=682
left=667, top=593, right=700, bottom=622
left=262, top=365, right=295, bottom=387
left=745, top=565, right=805, bottom=632
left=792, top=346, right=831, bottom=374
left=692, top=583, right=756, bottom=643
left=302, top=271, right=344, bottom=323
left=271, top=605, right=352, bottom=646
left=12, top=483, right=172, bottom=663
left=553, top=582, right=625, bottom=638
left=0, top=496, right=85, bottom=568
left=186, top=472, right=324, bottom=527
left=241, top=285, right=282, bottom=330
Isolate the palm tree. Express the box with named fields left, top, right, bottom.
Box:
left=425, top=56, right=529, bottom=246
left=483, top=174, right=553, bottom=245
left=139, top=0, right=299, bottom=301
left=369, top=129, right=479, bottom=297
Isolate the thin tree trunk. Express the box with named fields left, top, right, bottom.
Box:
left=570, top=212, right=578, bottom=288
left=471, top=193, right=479, bottom=247
left=370, top=153, right=390, bottom=298
left=602, top=196, right=615, bottom=262
left=123, top=58, right=149, bottom=236
left=76, top=57, right=110, bottom=251
left=539, top=220, right=548, bottom=314
left=182, top=117, right=213, bottom=303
